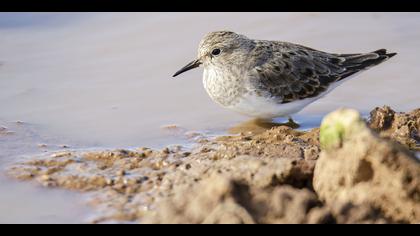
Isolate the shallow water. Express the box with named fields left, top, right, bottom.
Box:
left=0, top=120, right=90, bottom=223
left=0, top=12, right=419, bottom=223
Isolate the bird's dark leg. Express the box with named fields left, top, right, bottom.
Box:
left=285, top=116, right=300, bottom=129
left=253, top=117, right=300, bottom=129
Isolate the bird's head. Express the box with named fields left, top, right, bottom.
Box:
left=173, top=31, right=255, bottom=77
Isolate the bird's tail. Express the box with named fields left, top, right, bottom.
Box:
left=337, top=49, right=397, bottom=71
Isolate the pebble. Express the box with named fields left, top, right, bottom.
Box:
left=184, top=131, right=202, bottom=139
left=161, top=124, right=179, bottom=130
left=117, top=170, right=126, bottom=177
left=40, top=174, right=52, bottom=181
left=51, top=152, right=72, bottom=158
left=162, top=147, right=170, bottom=154
left=106, top=178, right=114, bottom=185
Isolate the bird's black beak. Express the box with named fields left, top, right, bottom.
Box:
left=173, top=59, right=202, bottom=77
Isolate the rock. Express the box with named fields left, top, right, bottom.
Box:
left=369, top=106, right=395, bottom=131
left=328, top=202, right=389, bottom=224
left=250, top=185, right=326, bottom=224
left=143, top=174, right=255, bottom=224
left=369, top=106, right=420, bottom=150
left=143, top=174, right=329, bottom=224
left=314, top=108, right=420, bottom=223
left=51, top=152, right=73, bottom=158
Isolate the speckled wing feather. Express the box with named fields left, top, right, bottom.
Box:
left=249, top=41, right=397, bottom=104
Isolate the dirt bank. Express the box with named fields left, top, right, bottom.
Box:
left=6, top=106, right=420, bottom=223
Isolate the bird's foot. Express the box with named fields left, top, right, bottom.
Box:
left=272, top=117, right=300, bottom=129
left=284, top=117, right=300, bottom=129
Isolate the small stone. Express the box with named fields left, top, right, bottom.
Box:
left=138, top=176, right=149, bottom=183
left=40, top=174, right=52, bottom=181
left=51, top=152, right=72, bottom=158
left=117, top=170, right=126, bottom=177
left=144, top=150, right=153, bottom=157
left=184, top=131, right=202, bottom=139
left=161, top=124, right=179, bottom=130
left=106, top=178, right=114, bottom=185
left=162, top=147, right=170, bottom=154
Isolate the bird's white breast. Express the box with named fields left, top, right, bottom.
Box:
left=203, top=67, right=316, bottom=118
left=202, top=67, right=361, bottom=119
left=203, top=67, right=244, bottom=107
left=227, top=93, right=318, bottom=119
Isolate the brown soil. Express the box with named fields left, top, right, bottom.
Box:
left=6, top=106, right=420, bottom=224
left=368, top=106, right=420, bottom=150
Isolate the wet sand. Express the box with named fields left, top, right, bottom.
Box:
left=6, top=106, right=420, bottom=223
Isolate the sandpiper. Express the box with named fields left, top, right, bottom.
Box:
left=173, top=31, right=396, bottom=124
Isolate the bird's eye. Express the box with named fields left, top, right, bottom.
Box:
left=211, top=48, right=221, bottom=56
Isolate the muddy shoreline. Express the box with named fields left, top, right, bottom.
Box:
left=5, top=106, right=420, bottom=224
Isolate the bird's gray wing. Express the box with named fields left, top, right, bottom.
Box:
left=249, top=41, right=396, bottom=104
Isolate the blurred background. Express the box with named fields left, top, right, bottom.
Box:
left=0, top=12, right=419, bottom=223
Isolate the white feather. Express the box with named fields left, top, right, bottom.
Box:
left=226, top=72, right=363, bottom=119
